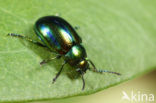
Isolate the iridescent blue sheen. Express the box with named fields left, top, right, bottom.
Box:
left=34, top=16, right=82, bottom=54
left=39, top=24, right=61, bottom=50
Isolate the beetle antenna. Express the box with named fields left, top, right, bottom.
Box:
left=80, top=71, right=85, bottom=90
left=92, top=69, right=121, bottom=75
left=87, top=59, right=121, bottom=75
left=81, top=74, right=85, bottom=90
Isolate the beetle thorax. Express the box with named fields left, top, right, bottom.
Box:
left=64, top=44, right=87, bottom=66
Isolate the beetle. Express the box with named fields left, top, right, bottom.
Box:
left=8, top=16, right=120, bottom=90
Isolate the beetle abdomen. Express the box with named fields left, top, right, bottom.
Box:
left=34, top=16, right=82, bottom=54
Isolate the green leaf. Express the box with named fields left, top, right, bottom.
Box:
left=0, top=0, right=156, bottom=102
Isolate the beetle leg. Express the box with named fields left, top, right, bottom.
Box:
left=87, top=59, right=121, bottom=75
left=40, top=55, right=61, bottom=65
left=52, top=61, right=67, bottom=84
left=7, top=33, right=46, bottom=47
left=74, top=26, right=80, bottom=30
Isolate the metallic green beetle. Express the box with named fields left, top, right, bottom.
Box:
left=8, top=16, right=120, bottom=90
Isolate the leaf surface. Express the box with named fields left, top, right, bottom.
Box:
left=0, top=0, right=156, bottom=102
